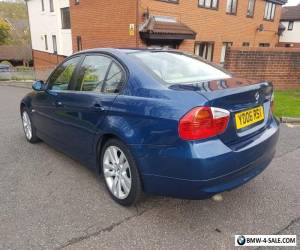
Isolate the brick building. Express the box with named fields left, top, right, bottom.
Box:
left=27, top=0, right=287, bottom=73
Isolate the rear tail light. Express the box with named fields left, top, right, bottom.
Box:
left=178, top=107, right=230, bottom=141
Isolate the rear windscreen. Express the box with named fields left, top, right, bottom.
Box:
left=129, top=51, right=230, bottom=85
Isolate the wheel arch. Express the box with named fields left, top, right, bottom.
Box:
left=95, top=133, right=144, bottom=189
left=20, top=102, right=26, bottom=114
left=95, top=133, right=125, bottom=175
left=20, top=95, right=32, bottom=115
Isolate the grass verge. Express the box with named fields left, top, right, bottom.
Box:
left=274, top=89, right=300, bottom=118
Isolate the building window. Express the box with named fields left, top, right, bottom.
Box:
left=242, top=42, right=250, bottom=47
left=158, top=0, right=179, bottom=3
left=198, top=0, right=218, bottom=9
left=77, top=36, right=82, bottom=51
left=49, top=0, right=54, bottom=12
left=247, top=0, right=255, bottom=17
left=195, top=42, right=214, bottom=62
left=41, top=0, right=45, bottom=11
left=220, top=42, right=233, bottom=64
left=264, top=1, right=276, bottom=21
left=44, top=35, right=48, bottom=50
left=288, top=21, right=294, bottom=30
left=147, top=43, right=177, bottom=49
left=226, top=0, right=238, bottom=14
left=259, top=43, right=270, bottom=47
left=52, top=35, right=57, bottom=54
left=61, top=7, right=71, bottom=29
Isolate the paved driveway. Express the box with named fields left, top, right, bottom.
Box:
left=0, top=86, right=299, bottom=250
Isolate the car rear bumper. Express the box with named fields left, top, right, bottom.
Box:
left=130, top=117, right=279, bottom=199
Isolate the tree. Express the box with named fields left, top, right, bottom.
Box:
left=0, top=1, right=28, bottom=20
left=0, top=19, right=10, bottom=45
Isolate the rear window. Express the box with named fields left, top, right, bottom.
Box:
left=129, top=51, right=230, bottom=85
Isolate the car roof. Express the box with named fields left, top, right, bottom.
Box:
left=72, top=48, right=181, bottom=56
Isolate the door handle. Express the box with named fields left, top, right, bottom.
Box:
left=92, top=103, right=105, bottom=111
left=54, top=101, right=63, bottom=107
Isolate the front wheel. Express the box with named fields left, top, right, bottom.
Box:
left=101, top=139, right=143, bottom=206
left=21, top=109, right=39, bottom=143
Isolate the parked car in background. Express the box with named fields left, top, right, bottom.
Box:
left=20, top=49, right=279, bottom=206
left=0, top=63, right=10, bottom=72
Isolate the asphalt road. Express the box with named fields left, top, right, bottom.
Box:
left=0, top=85, right=299, bottom=250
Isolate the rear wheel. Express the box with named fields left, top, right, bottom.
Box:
left=21, top=108, right=39, bottom=143
left=101, top=138, right=143, bottom=206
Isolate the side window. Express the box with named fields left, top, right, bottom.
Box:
left=78, top=55, right=112, bottom=91
left=103, top=62, right=124, bottom=93
left=48, top=57, right=80, bottom=90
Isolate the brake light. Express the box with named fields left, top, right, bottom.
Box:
left=178, top=107, right=230, bottom=140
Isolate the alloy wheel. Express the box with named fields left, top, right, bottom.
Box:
left=103, top=146, right=132, bottom=199
left=22, top=111, right=32, bottom=140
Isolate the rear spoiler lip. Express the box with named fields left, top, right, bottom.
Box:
left=194, top=79, right=271, bottom=98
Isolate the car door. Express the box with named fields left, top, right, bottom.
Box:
left=51, top=53, right=126, bottom=166
left=31, top=56, right=82, bottom=142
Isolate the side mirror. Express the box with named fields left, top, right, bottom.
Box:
left=32, top=80, right=46, bottom=91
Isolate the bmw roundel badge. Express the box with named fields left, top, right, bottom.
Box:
left=237, top=235, right=246, bottom=246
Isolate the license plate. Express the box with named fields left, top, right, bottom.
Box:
left=235, top=106, right=264, bottom=130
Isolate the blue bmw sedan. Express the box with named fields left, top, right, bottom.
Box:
left=20, top=49, right=279, bottom=206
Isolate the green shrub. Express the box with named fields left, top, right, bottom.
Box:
left=15, top=66, right=33, bottom=71
left=0, top=60, right=12, bottom=67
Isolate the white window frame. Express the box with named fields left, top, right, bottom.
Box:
left=226, top=0, right=238, bottom=14
left=160, top=0, right=179, bottom=3
left=198, top=0, right=218, bottom=9
left=44, top=35, right=48, bottom=51
left=288, top=21, right=294, bottom=30
left=61, top=7, right=71, bottom=29
left=41, top=0, right=45, bottom=12
left=220, top=42, right=233, bottom=64
left=264, top=1, right=276, bottom=21
left=52, top=35, right=57, bottom=54
left=49, top=0, right=54, bottom=12
left=247, top=0, right=255, bottom=17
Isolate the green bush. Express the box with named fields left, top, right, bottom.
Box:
left=15, top=66, right=33, bottom=71
left=0, top=60, right=12, bottom=67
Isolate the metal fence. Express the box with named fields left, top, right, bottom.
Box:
left=0, top=67, right=35, bottom=81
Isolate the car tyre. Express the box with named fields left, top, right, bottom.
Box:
left=101, top=138, right=143, bottom=206
left=21, top=108, right=40, bottom=143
